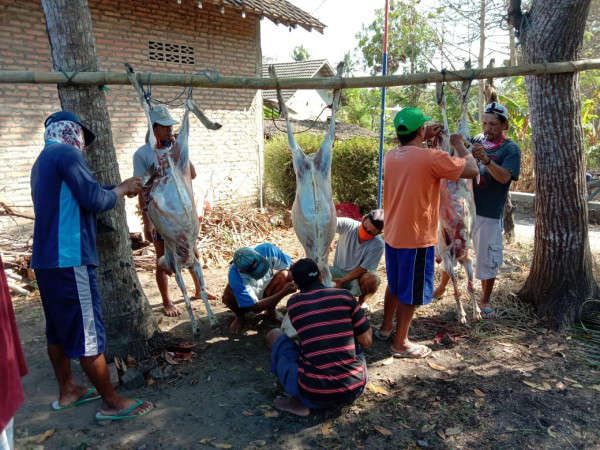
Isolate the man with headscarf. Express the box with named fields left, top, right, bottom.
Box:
left=31, top=111, right=153, bottom=421
left=433, top=102, right=521, bottom=318
left=133, top=105, right=212, bottom=317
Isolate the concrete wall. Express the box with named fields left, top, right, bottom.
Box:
left=0, top=0, right=264, bottom=231
left=511, top=192, right=600, bottom=224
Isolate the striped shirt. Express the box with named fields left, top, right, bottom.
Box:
left=287, top=283, right=370, bottom=404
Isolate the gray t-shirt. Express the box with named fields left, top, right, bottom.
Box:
left=333, top=218, right=384, bottom=272
left=133, top=142, right=171, bottom=177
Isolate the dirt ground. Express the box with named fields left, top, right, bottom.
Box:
left=9, top=218, right=600, bottom=450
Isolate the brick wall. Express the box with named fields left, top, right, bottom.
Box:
left=0, top=0, right=264, bottom=231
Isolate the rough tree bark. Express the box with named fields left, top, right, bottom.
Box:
left=41, top=0, right=159, bottom=358
left=508, top=0, right=600, bottom=328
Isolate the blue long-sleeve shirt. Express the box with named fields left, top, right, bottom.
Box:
left=30, top=143, right=118, bottom=269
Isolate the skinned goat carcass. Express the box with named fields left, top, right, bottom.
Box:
left=269, top=63, right=343, bottom=287
left=435, top=66, right=481, bottom=325
left=126, top=63, right=218, bottom=336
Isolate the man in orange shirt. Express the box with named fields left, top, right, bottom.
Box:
left=377, top=108, right=478, bottom=358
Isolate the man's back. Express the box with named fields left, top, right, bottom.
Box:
left=287, top=284, right=370, bottom=404
left=31, top=143, right=117, bottom=269
left=384, top=145, right=464, bottom=248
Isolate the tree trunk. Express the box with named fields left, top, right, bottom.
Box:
left=506, top=0, right=518, bottom=66
left=509, top=0, right=600, bottom=329
left=42, top=0, right=159, bottom=358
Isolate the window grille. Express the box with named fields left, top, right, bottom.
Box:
left=148, top=41, right=195, bottom=65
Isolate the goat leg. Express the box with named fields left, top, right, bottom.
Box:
left=173, top=267, right=201, bottom=337
left=463, top=256, right=481, bottom=322
left=190, top=259, right=218, bottom=328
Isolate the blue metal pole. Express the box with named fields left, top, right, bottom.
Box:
left=376, top=0, right=390, bottom=208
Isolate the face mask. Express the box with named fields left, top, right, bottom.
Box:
left=358, top=223, right=376, bottom=241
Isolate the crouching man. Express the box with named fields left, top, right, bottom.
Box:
left=266, top=258, right=372, bottom=416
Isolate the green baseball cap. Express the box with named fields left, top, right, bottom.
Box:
left=393, top=107, right=432, bottom=135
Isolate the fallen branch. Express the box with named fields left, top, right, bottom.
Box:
left=0, top=202, right=34, bottom=220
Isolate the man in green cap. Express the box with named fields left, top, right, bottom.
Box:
left=377, top=107, right=478, bottom=359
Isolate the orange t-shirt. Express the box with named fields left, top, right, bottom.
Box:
left=383, top=145, right=466, bottom=248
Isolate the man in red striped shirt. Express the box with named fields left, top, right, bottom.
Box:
left=266, top=258, right=372, bottom=416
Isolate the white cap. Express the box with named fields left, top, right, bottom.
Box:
left=484, top=102, right=509, bottom=121
left=149, top=106, right=179, bottom=126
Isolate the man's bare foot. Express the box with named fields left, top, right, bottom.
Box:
left=56, top=386, right=99, bottom=408
left=432, top=286, right=445, bottom=300
left=274, top=395, right=310, bottom=417
left=97, top=398, right=154, bottom=420
left=479, top=304, right=497, bottom=319
left=163, top=302, right=182, bottom=317
left=265, top=309, right=284, bottom=323
left=191, top=290, right=218, bottom=300
left=229, top=315, right=246, bottom=334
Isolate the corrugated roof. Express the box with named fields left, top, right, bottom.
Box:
left=262, top=60, right=335, bottom=102
left=207, top=0, right=326, bottom=33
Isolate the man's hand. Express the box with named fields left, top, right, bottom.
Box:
left=143, top=221, right=156, bottom=243
left=449, top=133, right=465, bottom=149
left=113, top=177, right=142, bottom=201
left=281, top=281, right=298, bottom=296
left=472, top=143, right=488, bottom=163
left=424, top=124, right=444, bottom=141
left=331, top=278, right=345, bottom=289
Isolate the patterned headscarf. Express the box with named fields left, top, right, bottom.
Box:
left=44, top=120, right=85, bottom=151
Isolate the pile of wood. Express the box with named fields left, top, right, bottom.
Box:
left=196, top=206, right=293, bottom=268
left=0, top=207, right=296, bottom=287
left=0, top=234, right=36, bottom=296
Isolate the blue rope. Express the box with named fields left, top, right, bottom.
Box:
left=139, top=69, right=221, bottom=109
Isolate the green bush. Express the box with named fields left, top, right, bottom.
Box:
left=264, top=133, right=387, bottom=213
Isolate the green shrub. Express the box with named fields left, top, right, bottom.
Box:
left=264, top=133, right=388, bottom=213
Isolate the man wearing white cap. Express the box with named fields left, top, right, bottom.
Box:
left=133, top=105, right=209, bottom=317
left=434, top=102, right=521, bottom=318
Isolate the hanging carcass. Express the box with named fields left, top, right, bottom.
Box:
left=269, top=63, right=343, bottom=287
left=126, top=63, right=219, bottom=336
left=435, top=65, right=481, bottom=325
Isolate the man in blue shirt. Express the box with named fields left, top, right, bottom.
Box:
left=222, top=243, right=297, bottom=333
left=434, top=102, right=521, bottom=318
left=31, top=111, right=153, bottom=421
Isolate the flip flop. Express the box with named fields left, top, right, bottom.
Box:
left=95, top=398, right=154, bottom=421
left=480, top=307, right=497, bottom=319
left=374, top=328, right=394, bottom=341
left=52, top=387, right=100, bottom=411
left=389, top=344, right=432, bottom=359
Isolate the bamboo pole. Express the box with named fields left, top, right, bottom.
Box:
left=1, top=59, right=599, bottom=90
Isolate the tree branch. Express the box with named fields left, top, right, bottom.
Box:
left=507, top=0, right=523, bottom=31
